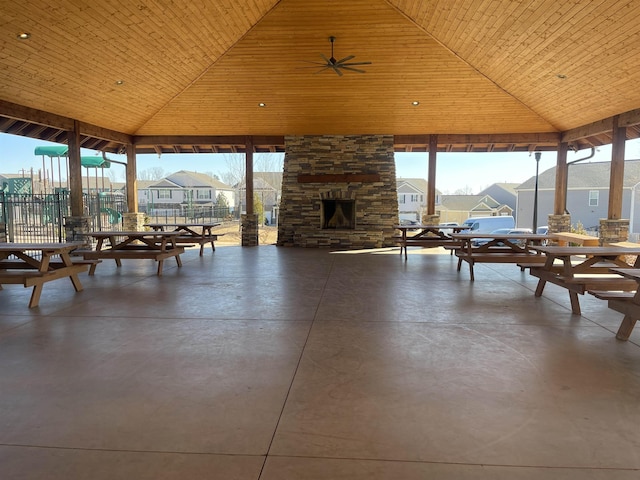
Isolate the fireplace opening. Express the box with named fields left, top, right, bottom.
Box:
left=322, top=199, right=356, bottom=229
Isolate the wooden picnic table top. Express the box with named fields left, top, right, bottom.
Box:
left=530, top=245, right=640, bottom=256
left=144, top=222, right=221, bottom=228
left=394, top=224, right=465, bottom=230
left=451, top=232, right=553, bottom=240
left=0, top=242, right=84, bottom=252
left=87, top=230, right=181, bottom=238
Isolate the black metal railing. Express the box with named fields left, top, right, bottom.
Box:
left=0, top=192, right=127, bottom=243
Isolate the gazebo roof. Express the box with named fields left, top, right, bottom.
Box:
left=2, top=1, right=640, bottom=154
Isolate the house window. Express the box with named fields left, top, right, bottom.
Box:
left=197, top=189, right=211, bottom=200
left=399, top=195, right=405, bottom=204
left=589, top=190, right=599, bottom=207
left=157, top=189, right=171, bottom=199
left=411, top=194, right=419, bottom=202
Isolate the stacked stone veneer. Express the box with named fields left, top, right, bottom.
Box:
left=277, top=135, right=399, bottom=249
left=599, top=218, right=629, bottom=244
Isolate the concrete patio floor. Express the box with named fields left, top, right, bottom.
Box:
left=1, top=245, right=639, bottom=479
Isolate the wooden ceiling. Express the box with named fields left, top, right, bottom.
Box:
left=2, top=0, right=640, bottom=153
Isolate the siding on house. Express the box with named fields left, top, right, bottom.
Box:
left=515, top=159, right=640, bottom=233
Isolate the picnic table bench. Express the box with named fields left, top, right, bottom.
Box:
left=0, top=242, right=89, bottom=308
left=528, top=245, right=640, bottom=315
left=589, top=267, right=640, bottom=340
left=394, top=224, right=465, bottom=259
left=78, top=231, right=185, bottom=276
left=451, top=232, right=552, bottom=281
left=553, top=232, right=599, bottom=246
left=145, top=222, right=223, bottom=256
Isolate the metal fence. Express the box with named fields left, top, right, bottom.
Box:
left=143, top=205, right=232, bottom=224
left=0, top=192, right=127, bottom=243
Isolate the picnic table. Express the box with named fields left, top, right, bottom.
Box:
left=590, top=268, right=640, bottom=340
left=78, top=231, right=185, bottom=276
left=528, top=245, right=640, bottom=315
left=0, top=242, right=89, bottom=307
left=451, top=232, right=552, bottom=281
left=553, top=232, right=599, bottom=246
left=145, top=222, right=222, bottom=256
left=394, top=224, right=465, bottom=260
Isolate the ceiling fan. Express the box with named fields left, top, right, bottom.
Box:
left=303, top=36, right=372, bottom=76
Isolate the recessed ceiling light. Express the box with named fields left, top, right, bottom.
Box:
left=17, top=32, right=31, bottom=40
left=258, top=102, right=266, bottom=107
left=115, top=80, right=124, bottom=85
left=556, top=74, right=567, bottom=79
left=412, top=101, right=420, bottom=106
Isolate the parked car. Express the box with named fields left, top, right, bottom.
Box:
left=536, top=226, right=549, bottom=235
left=472, top=228, right=512, bottom=246
left=472, top=227, right=532, bottom=246
left=461, top=215, right=515, bottom=234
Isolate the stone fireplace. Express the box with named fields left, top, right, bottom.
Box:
left=277, top=135, right=399, bottom=249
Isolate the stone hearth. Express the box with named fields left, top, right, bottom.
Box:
left=277, top=135, right=399, bottom=249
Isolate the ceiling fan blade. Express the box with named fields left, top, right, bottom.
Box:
left=340, top=61, right=372, bottom=66
left=340, top=66, right=367, bottom=74
left=336, top=55, right=355, bottom=64
left=332, top=65, right=343, bottom=76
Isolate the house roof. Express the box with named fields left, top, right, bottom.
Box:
left=2, top=1, right=640, bottom=154
left=165, top=171, right=233, bottom=190
left=439, top=194, right=502, bottom=211
left=517, top=159, right=640, bottom=190
left=479, top=183, right=519, bottom=196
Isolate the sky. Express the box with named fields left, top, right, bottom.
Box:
left=2, top=132, right=640, bottom=194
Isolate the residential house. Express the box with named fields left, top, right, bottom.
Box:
left=437, top=194, right=513, bottom=225
left=137, top=170, right=235, bottom=215
left=478, top=183, right=518, bottom=215
left=237, top=172, right=283, bottom=224
left=515, top=159, right=640, bottom=236
left=396, top=178, right=433, bottom=222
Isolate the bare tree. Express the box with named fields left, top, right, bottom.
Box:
left=137, top=167, right=166, bottom=180
left=454, top=185, right=475, bottom=195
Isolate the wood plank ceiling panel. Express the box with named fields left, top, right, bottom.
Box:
left=0, top=0, right=278, bottom=133
left=139, top=0, right=554, bottom=136
left=391, top=0, right=640, bottom=131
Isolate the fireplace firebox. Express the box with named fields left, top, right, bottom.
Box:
left=322, top=199, right=355, bottom=229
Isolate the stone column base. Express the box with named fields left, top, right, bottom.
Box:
left=547, top=214, right=571, bottom=245
left=599, top=218, right=629, bottom=245
left=0, top=222, right=6, bottom=242
left=64, top=216, right=92, bottom=244
left=123, top=212, right=146, bottom=231
left=422, top=214, right=440, bottom=225
left=241, top=213, right=259, bottom=246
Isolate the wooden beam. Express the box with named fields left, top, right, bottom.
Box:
left=394, top=132, right=561, bottom=147
left=133, top=135, right=285, bottom=148
left=125, top=144, right=137, bottom=213
left=554, top=142, right=569, bottom=215
left=608, top=116, right=626, bottom=219
left=562, top=118, right=614, bottom=144
left=67, top=122, right=83, bottom=217
left=427, top=134, right=437, bottom=216
left=297, top=174, right=381, bottom=183
left=0, top=99, right=75, bottom=130
left=245, top=136, right=254, bottom=214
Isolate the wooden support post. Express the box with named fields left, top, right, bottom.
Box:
left=608, top=115, right=626, bottom=220
left=125, top=144, right=138, bottom=213
left=427, top=134, right=437, bottom=216
left=245, top=136, right=254, bottom=214
left=67, top=121, right=83, bottom=217
left=554, top=142, right=568, bottom=215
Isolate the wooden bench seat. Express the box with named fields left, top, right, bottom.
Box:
left=530, top=269, right=637, bottom=294
left=76, top=247, right=185, bottom=276
left=174, top=233, right=223, bottom=255
left=554, top=232, right=599, bottom=246
left=588, top=290, right=636, bottom=300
